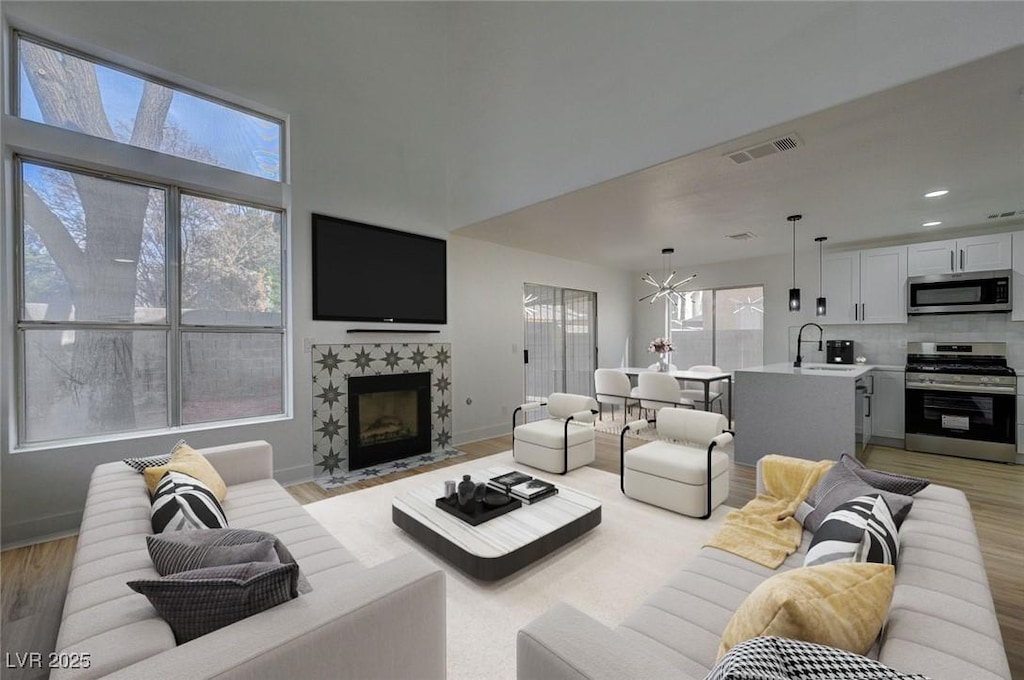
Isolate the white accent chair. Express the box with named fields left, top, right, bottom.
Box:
left=678, top=364, right=725, bottom=413
left=594, top=369, right=640, bottom=421
left=619, top=408, right=732, bottom=519
left=636, top=372, right=693, bottom=417
left=512, top=393, right=599, bottom=474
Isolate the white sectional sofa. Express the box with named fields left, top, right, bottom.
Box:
left=51, top=440, right=446, bottom=680
left=518, top=462, right=1010, bottom=680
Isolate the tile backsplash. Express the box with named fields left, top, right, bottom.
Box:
left=789, top=314, right=1024, bottom=368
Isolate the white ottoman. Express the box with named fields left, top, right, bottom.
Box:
left=620, top=409, right=732, bottom=518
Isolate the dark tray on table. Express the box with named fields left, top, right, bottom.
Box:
left=435, top=493, right=522, bottom=526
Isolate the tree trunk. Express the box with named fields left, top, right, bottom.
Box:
left=21, top=43, right=173, bottom=433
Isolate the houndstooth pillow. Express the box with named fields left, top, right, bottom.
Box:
left=705, top=636, right=932, bottom=680
left=123, top=439, right=187, bottom=472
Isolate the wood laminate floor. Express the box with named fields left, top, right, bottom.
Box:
left=2, top=436, right=1020, bottom=679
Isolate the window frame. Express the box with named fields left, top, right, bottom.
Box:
left=12, top=31, right=286, bottom=182
left=4, top=28, right=291, bottom=451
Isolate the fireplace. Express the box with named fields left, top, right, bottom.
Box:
left=348, top=372, right=431, bottom=470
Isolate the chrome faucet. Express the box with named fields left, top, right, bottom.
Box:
left=794, top=323, right=824, bottom=368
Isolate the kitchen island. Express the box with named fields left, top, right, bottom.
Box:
left=733, top=363, right=889, bottom=466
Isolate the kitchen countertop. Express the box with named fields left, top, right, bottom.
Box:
left=737, top=363, right=901, bottom=378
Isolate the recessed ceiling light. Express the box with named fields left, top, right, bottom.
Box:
left=924, top=189, right=949, bottom=198
left=922, top=221, right=942, bottom=227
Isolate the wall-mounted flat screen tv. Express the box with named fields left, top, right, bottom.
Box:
left=312, top=213, right=447, bottom=324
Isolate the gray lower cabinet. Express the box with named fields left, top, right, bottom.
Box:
left=871, top=370, right=905, bottom=441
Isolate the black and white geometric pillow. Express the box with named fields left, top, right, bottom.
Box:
left=705, top=636, right=932, bottom=680
left=804, top=494, right=899, bottom=567
left=150, top=471, right=228, bottom=534
left=123, top=439, right=188, bottom=473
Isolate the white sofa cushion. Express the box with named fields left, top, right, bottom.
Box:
left=625, top=440, right=729, bottom=485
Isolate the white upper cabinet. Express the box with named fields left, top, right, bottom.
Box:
left=959, top=233, right=1013, bottom=272
left=860, top=246, right=908, bottom=323
left=1013, top=231, right=1024, bottom=322
left=820, top=246, right=907, bottom=325
left=820, top=252, right=859, bottom=324
left=908, top=233, right=1012, bottom=276
left=907, top=239, right=957, bottom=276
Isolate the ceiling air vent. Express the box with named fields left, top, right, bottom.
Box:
left=987, top=210, right=1019, bottom=219
left=725, top=133, right=803, bottom=165
left=725, top=232, right=758, bottom=241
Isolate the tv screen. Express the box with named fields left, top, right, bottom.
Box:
left=312, top=214, right=447, bottom=324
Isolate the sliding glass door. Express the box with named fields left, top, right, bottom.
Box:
left=523, top=284, right=597, bottom=403
left=670, top=285, right=763, bottom=372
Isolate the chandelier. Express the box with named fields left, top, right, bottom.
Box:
left=639, top=248, right=697, bottom=304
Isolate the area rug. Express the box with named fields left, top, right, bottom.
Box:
left=303, top=450, right=729, bottom=680
left=313, top=447, right=465, bottom=491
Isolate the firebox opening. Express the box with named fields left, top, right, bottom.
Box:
left=348, top=371, right=432, bottom=470
left=358, top=390, right=419, bottom=446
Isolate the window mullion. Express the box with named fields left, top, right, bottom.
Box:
left=167, top=185, right=182, bottom=428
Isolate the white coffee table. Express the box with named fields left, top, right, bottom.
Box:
left=391, top=466, right=602, bottom=580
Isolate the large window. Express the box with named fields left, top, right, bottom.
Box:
left=10, top=33, right=287, bottom=446
left=670, top=285, right=763, bottom=372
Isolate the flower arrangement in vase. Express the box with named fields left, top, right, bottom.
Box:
left=648, top=337, right=675, bottom=372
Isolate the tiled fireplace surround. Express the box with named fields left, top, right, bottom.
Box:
left=311, top=343, right=452, bottom=477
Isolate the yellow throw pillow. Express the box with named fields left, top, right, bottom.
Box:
left=718, top=563, right=894, bottom=659
left=144, top=442, right=227, bottom=502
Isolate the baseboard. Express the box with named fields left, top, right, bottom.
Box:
left=871, top=436, right=905, bottom=449
left=2, top=510, right=82, bottom=550
left=274, top=462, right=314, bottom=486
left=455, top=423, right=510, bottom=447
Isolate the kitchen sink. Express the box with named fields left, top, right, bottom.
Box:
left=801, top=365, right=858, bottom=372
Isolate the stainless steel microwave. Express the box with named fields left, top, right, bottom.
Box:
left=907, top=270, right=1012, bottom=315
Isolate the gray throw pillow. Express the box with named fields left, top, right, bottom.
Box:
left=839, top=453, right=930, bottom=496
left=146, top=528, right=312, bottom=594
left=128, top=562, right=297, bottom=643
left=799, top=461, right=914, bottom=533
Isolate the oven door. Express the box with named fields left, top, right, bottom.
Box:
left=905, top=385, right=1015, bottom=444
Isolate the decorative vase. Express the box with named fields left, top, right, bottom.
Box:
left=457, top=474, right=476, bottom=507
left=657, top=354, right=669, bottom=372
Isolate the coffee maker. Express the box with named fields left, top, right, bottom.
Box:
left=826, top=340, right=855, bottom=364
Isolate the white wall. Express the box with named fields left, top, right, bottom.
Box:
left=449, top=235, right=633, bottom=444
left=1, top=1, right=454, bottom=546
left=445, top=2, right=1024, bottom=227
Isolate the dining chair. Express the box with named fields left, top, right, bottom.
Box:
left=594, top=369, right=639, bottom=421
left=636, top=372, right=694, bottom=417
left=679, top=364, right=725, bottom=413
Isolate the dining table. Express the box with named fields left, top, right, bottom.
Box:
left=619, top=366, right=732, bottom=422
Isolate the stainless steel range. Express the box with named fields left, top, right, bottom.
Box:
left=905, top=342, right=1017, bottom=462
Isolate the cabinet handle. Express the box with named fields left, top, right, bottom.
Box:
left=854, top=303, right=858, bottom=321
left=960, top=249, right=965, bottom=271
left=865, top=395, right=871, bottom=417
left=861, top=303, right=866, bottom=321
left=950, top=250, right=954, bottom=272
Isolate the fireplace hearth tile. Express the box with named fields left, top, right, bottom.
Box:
left=311, top=343, right=452, bottom=477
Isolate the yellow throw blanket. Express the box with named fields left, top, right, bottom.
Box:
left=706, top=455, right=834, bottom=568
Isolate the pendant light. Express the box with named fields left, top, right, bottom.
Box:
left=639, top=248, right=697, bottom=304
left=787, top=214, right=802, bottom=311
left=815, top=236, right=827, bottom=316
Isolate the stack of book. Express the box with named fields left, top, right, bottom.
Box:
left=487, top=471, right=558, bottom=504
